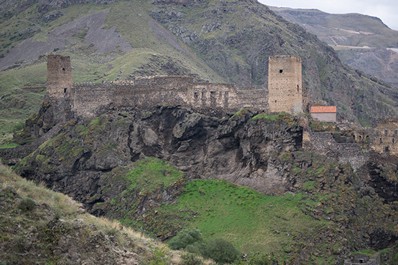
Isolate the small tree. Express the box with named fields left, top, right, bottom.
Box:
left=201, top=238, right=240, bottom=264
left=168, top=229, right=203, bottom=250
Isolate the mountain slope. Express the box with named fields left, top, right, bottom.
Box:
left=0, top=0, right=397, bottom=145
left=270, top=6, right=398, bottom=88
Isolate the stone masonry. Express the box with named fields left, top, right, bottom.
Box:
left=47, top=54, right=304, bottom=118
left=268, top=55, right=303, bottom=114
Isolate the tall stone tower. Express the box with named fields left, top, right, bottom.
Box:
left=268, top=55, right=303, bottom=114
left=46, top=55, right=73, bottom=123
left=47, top=54, right=72, bottom=100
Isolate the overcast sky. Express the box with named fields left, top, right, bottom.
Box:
left=258, top=0, right=398, bottom=30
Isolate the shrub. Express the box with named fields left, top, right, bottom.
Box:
left=180, top=253, right=203, bottom=265
left=169, top=229, right=203, bottom=250
left=148, top=247, right=169, bottom=265
left=18, top=197, right=35, bottom=212
left=200, top=239, right=240, bottom=264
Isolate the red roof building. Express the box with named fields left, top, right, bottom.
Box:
left=310, top=106, right=337, bottom=122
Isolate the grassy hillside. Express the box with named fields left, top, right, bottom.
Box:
left=0, top=163, right=184, bottom=264
left=160, top=180, right=328, bottom=258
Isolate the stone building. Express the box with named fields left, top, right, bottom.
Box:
left=268, top=55, right=303, bottom=114
left=47, top=54, right=72, bottom=100
left=371, top=120, right=398, bottom=155
left=310, top=106, right=337, bottom=122
left=46, top=55, right=268, bottom=118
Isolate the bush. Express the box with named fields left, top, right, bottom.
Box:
left=148, top=248, right=169, bottom=265
left=200, top=239, right=240, bottom=264
left=18, top=198, right=35, bottom=212
left=169, top=229, right=202, bottom=250
left=180, top=253, right=203, bottom=265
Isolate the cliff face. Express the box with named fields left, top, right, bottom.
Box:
left=15, top=107, right=303, bottom=197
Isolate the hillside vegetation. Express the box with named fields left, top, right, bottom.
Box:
left=0, top=163, right=184, bottom=265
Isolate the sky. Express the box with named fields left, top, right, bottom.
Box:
left=258, top=0, right=398, bottom=30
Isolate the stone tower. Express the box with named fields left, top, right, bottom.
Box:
left=46, top=55, right=73, bottom=123
left=268, top=55, right=303, bottom=114
left=47, top=54, right=72, bottom=100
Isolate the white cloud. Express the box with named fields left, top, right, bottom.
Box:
left=258, top=0, right=398, bottom=30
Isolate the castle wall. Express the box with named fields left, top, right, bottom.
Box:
left=268, top=55, right=303, bottom=114
left=371, top=121, right=398, bottom=155
left=46, top=54, right=293, bottom=119
left=305, top=131, right=368, bottom=170
left=236, top=89, right=267, bottom=110
left=71, top=79, right=265, bottom=117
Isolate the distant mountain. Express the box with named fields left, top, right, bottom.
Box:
left=270, top=6, right=398, bottom=88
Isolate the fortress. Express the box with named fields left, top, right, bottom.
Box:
left=47, top=54, right=302, bottom=119
left=47, top=54, right=398, bottom=157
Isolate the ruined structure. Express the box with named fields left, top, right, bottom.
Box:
left=46, top=55, right=398, bottom=158
left=47, top=54, right=307, bottom=119
left=47, top=55, right=268, bottom=118
left=268, top=55, right=303, bottom=114
left=371, top=120, right=398, bottom=155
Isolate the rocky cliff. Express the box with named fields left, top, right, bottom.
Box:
left=5, top=103, right=397, bottom=263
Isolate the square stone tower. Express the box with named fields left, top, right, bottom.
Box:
left=47, top=54, right=72, bottom=100
left=268, top=55, right=303, bottom=114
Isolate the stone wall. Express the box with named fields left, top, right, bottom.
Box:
left=305, top=131, right=369, bottom=170
left=46, top=55, right=283, bottom=118
left=70, top=78, right=267, bottom=117
left=371, top=120, right=398, bottom=155
left=268, top=55, right=303, bottom=114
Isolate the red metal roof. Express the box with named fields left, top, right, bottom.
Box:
left=310, top=106, right=337, bottom=113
